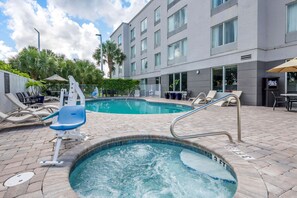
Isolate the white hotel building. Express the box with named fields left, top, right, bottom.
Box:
left=110, top=0, right=297, bottom=106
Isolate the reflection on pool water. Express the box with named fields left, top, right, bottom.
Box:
left=85, top=99, right=192, bottom=114
left=70, top=141, right=237, bottom=198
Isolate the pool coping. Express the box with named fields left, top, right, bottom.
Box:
left=42, top=134, right=268, bottom=198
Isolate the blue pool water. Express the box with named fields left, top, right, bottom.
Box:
left=85, top=99, right=192, bottom=114
left=70, top=142, right=237, bottom=198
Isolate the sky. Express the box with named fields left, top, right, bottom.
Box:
left=0, top=0, right=149, bottom=67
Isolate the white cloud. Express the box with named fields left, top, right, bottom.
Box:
left=1, top=0, right=101, bottom=61
left=48, top=0, right=150, bottom=29
left=0, top=40, right=17, bottom=61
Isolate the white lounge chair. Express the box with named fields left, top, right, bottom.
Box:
left=214, top=91, right=243, bottom=107
left=0, top=110, right=50, bottom=125
left=190, top=90, right=217, bottom=105
left=6, top=93, right=59, bottom=113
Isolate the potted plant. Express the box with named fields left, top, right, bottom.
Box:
left=25, top=80, right=45, bottom=96
left=25, top=80, right=46, bottom=103
left=164, top=91, right=170, bottom=99
left=176, top=92, right=182, bottom=100
left=169, top=79, right=180, bottom=99
left=170, top=92, right=176, bottom=99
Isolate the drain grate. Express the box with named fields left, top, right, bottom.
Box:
left=4, top=172, right=35, bottom=187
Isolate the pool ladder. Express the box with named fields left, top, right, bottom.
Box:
left=170, top=94, right=242, bottom=143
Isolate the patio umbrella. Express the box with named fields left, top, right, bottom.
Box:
left=267, top=58, right=297, bottom=73
left=44, top=74, right=68, bottom=82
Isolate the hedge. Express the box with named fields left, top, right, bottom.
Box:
left=102, top=79, right=140, bottom=95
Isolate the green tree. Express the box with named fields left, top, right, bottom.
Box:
left=92, top=40, right=126, bottom=78
left=8, top=46, right=104, bottom=86
left=9, top=46, right=59, bottom=80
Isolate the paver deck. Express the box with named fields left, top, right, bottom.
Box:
left=0, top=98, right=297, bottom=197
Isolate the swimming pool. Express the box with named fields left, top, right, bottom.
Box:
left=85, top=99, right=192, bottom=114
left=70, top=138, right=237, bottom=198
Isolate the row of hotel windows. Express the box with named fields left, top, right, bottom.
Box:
left=167, top=66, right=238, bottom=93
left=120, top=0, right=297, bottom=48
left=130, top=38, right=187, bottom=75
left=128, top=6, right=187, bottom=44
left=130, top=53, right=161, bottom=75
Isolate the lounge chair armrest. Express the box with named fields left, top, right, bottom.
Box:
left=6, top=111, right=42, bottom=120
left=29, top=103, right=44, bottom=108
left=227, top=96, right=236, bottom=101
left=205, top=97, right=213, bottom=102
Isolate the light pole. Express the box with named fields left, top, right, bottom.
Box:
left=34, top=28, right=40, bottom=53
left=95, top=34, right=103, bottom=71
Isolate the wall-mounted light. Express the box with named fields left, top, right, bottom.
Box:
left=196, top=70, right=200, bottom=75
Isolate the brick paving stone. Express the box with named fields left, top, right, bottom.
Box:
left=279, top=190, right=297, bottom=198
left=4, top=161, right=22, bottom=169
left=0, top=191, right=5, bottom=198
left=22, top=157, right=38, bottom=165
left=16, top=190, right=43, bottom=198
left=266, top=182, right=285, bottom=196
left=27, top=181, right=42, bottom=193
left=260, top=164, right=293, bottom=176
left=2, top=165, right=28, bottom=176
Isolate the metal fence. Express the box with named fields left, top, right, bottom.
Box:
left=139, top=84, right=161, bottom=97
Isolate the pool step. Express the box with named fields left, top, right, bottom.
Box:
left=180, top=149, right=236, bottom=183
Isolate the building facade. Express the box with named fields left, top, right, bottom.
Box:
left=110, top=0, right=297, bottom=106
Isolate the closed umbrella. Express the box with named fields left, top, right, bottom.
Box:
left=267, top=58, right=297, bottom=73
left=44, top=74, right=68, bottom=82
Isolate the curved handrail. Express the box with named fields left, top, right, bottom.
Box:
left=191, top=92, right=207, bottom=107
left=170, top=93, right=242, bottom=143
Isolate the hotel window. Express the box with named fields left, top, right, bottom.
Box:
left=154, top=30, right=161, bottom=48
left=156, top=77, right=160, bottom=91
left=287, top=2, right=297, bottom=33
left=168, top=6, right=187, bottom=33
left=131, top=28, right=135, bottom=42
left=287, top=72, right=297, bottom=93
left=141, top=38, right=147, bottom=54
left=212, top=18, right=237, bottom=48
left=155, top=53, right=161, bottom=67
left=154, top=7, right=161, bottom=25
left=131, top=45, right=136, bottom=59
left=212, top=65, right=237, bottom=92
left=141, top=18, right=147, bottom=34
left=168, top=38, right=187, bottom=64
left=119, top=65, right=123, bottom=74
left=168, top=72, right=187, bottom=91
left=212, top=0, right=229, bottom=9
left=131, top=62, right=136, bottom=75
left=118, top=34, right=122, bottom=46
left=141, top=58, right=148, bottom=73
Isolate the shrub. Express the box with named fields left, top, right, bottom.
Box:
left=102, top=79, right=140, bottom=96
left=0, top=60, right=30, bottom=78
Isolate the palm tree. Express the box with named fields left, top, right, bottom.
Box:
left=93, top=40, right=126, bottom=78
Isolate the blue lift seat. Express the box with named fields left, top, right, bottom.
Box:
left=50, top=105, right=86, bottom=131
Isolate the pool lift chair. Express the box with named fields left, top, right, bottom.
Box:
left=40, top=76, right=87, bottom=165
left=57, top=76, right=87, bottom=141
left=40, top=105, right=86, bottom=165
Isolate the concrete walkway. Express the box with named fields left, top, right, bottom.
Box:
left=0, top=99, right=297, bottom=197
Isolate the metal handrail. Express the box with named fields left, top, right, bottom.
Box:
left=191, top=92, right=207, bottom=107
left=170, top=93, right=242, bottom=143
